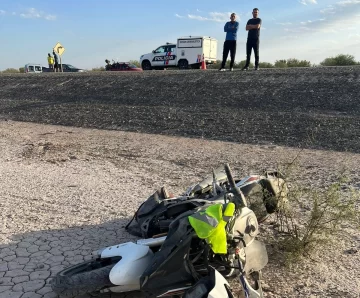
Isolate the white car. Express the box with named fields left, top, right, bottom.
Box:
left=24, top=63, right=43, bottom=73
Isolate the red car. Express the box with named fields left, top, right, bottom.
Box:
left=105, top=61, right=143, bottom=72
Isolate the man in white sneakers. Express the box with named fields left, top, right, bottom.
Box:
left=219, top=13, right=239, bottom=72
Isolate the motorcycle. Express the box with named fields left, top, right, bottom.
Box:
left=51, top=164, right=269, bottom=298
left=105, top=59, right=121, bottom=71
left=125, top=166, right=288, bottom=238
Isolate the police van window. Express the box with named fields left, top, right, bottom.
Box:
left=35, top=66, right=41, bottom=71
left=29, top=66, right=34, bottom=71
left=154, top=46, right=166, bottom=53
left=163, top=46, right=174, bottom=53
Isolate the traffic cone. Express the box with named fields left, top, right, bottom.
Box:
left=201, top=54, right=207, bottom=70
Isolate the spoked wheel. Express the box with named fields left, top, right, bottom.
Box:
left=51, top=258, right=120, bottom=297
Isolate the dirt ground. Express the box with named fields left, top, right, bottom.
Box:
left=0, top=120, right=359, bottom=298
left=1, top=68, right=360, bottom=297
left=1, top=67, right=360, bottom=153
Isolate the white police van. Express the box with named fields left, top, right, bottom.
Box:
left=140, top=36, right=217, bottom=70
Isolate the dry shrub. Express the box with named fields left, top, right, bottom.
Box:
left=272, top=159, right=360, bottom=265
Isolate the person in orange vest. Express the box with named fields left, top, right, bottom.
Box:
left=47, top=53, right=54, bottom=72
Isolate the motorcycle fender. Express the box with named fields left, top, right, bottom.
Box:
left=100, top=242, right=154, bottom=287
left=101, top=242, right=149, bottom=258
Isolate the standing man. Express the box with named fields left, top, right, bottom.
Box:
left=242, top=8, right=262, bottom=71
left=53, top=50, right=60, bottom=72
left=219, top=13, right=239, bottom=72
left=47, top=53, right=54, bottom=71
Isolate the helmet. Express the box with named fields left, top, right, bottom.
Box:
left=183, top=267, right=234, bottom=298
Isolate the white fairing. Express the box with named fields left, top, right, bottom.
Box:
left=210, top=273, right=263, bottom=298
left=100, top=242, right=153, bottom=291
left=208, top=270, right=231, bottom=298
left=243, top=277, right=263, bottom=298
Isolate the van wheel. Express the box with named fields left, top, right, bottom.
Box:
left=142, top=60, right=152, bottom=70
left=178, top=60, right=189, bottom=70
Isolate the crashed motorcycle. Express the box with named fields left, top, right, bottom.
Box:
left=126, top=166, right=288, bottom=238
left=52, top=164, right=269, bottom=298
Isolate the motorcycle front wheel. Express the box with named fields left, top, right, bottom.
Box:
left=51, top=258, right=119, bottom=297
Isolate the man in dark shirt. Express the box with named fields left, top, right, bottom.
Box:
left=219, top=13, right=239, bottom=72
left=242, top=8, right=262, bottom=71
left=53, top=50, right=60, bottom=72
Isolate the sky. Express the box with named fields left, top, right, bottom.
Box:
left=0, top=0, right=360, bottom=70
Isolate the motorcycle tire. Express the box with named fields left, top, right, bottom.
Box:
left=51, top=259, right=115, bottom=297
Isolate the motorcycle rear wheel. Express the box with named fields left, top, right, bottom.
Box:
left=51, top=258, right=118, bottom=297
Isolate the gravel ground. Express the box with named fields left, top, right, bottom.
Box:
left=0, top=68, right=359, bottom=298
left=0, top=67, right=359, bottom=153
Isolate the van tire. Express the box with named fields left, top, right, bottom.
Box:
left=142, top=60, right=152, bottom=70
left=178, top=60, right=189, bottom=70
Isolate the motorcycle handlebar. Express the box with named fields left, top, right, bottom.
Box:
left=224, top=163, right=247, bottom=208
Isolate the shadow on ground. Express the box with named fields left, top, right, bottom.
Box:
left=0, top=217, right=151, bottom=298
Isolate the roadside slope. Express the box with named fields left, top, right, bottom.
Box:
left=0, top=67, right=359, bottom=152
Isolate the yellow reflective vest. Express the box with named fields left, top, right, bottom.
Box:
left=47, top=56, right=54, bottom=64
left=188, top=203, right=235, bottom=254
